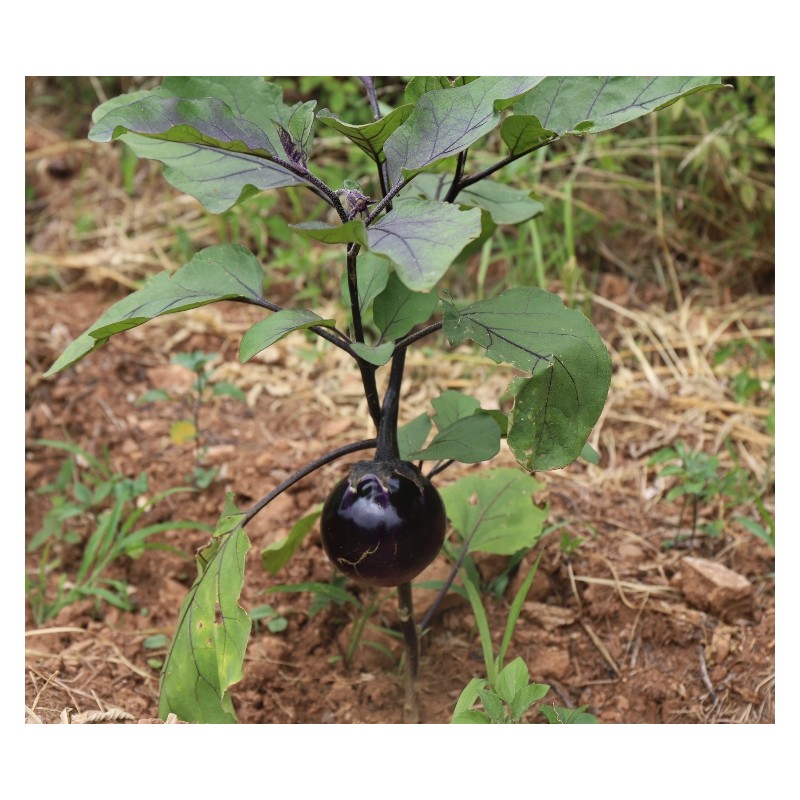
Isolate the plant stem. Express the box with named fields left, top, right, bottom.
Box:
left=426, top=459, right=454, bottom=479
left=376, top=348, right=406, bottom=461
left=418, top=537, right=471, bottom=632
left=397, top=581, right=420, bottom=723
left=444, top=149, right=469, bottom=203
left=241, top=439, right=377, bottom=526
left=393, top=321, right=443, bottom=354
left=359, top=76, right=392, bottom=206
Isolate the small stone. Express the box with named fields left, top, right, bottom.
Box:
left=522, top=601, right=576, bottom=632
left=679, top=557, right=753, bottom=619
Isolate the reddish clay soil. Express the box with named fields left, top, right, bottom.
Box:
left=24, top=286, right=775, bottom=725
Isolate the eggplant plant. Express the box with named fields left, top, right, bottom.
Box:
left=45, top=76, right=721, bottom=723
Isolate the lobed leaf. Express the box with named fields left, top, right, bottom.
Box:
left=443, top=287, right=611, bottom=471
left=46, top=244, right=266, bottom=376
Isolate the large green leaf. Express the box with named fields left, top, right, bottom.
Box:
left=291, top=220, right=368, bottom=247
left=367, top=199, right=481, bottom=291
left=443, top=288, right=611, bottom=471
left=413, top=173, right=544, bottom=225
left=397, top=412, right=432, bottom=460
left=317, top=104, right=414, bottom=163
left=384, top=77, right=544, bottom=184
left=373, top=272, right=439, bottom=342
left=46, top=244, right=266, bottom=376
left=239, top=309, right=336, bottom=363
left=510, top=76, right=722, bottom=138
left=90, top=78, right=311, bottom=212
left=159, top=496, right=251, bottom=723
left=439, top=469, right=548, bottom=555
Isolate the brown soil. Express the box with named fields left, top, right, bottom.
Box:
left=24, top=79, right=775, bottom=724
left=24, top=285, right=775, bottom=725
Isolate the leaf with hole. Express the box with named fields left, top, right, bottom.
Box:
left=443, top=287, right=611, bottom=471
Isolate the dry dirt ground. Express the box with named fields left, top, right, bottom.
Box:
left=24, top=82, right=775, bottom=725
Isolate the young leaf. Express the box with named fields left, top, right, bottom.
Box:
left=451, top=676, right=488, bottom=720
left=291, top=220, right=368, bottom=247
left=317, top=105, right=414, bottom=163
left=511, top=76, right=723, bottom=138
left=367, top=199, right=481, bottom=291
left=212, top=381, right=247, bottom=402
left=462, top=572, right=497, bottom=684
left=350, top=342, right=395, bottom=366
left=397, top=413, right=432, bottom=460
left=431, top=390, right=480, bottom=429
left=159, top=516, right=251, bottom=723
left=404, top=76, right=452, bottom=105
left=262, top=509, right=322, bottom=575
left=439, top=469, right=548, bottom=556
left=451, top=710, right=491, bottom=724
left=408, top=414, right=501, bottom=464
left=413, top=174, right=545, bottom=226
left=510, top=682, right=550, bottom=722
left=46, top=244, right=266, bottom=376
left=540, top=704, right=599, bottom=724
left=495, top=656, right=529, bottom=704
left=478, top=689, right=506, bottom=722
left=373, top=273, right=439, bottom=342
left=497, top=554, right=541, bottom=668
left=339, top=252, right=391, bottom=317
left=443, top=287, right=611, bottom=471
left=239, top=309, right=336, bottom=363
left=384, top=77, right=544, bottom=184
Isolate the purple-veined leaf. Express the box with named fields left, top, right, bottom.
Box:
left=367, top=199, right=481, bottom=291
left=384, top=76, right=544, bottom=184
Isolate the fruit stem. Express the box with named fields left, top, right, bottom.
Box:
left=397, top=580, right=420, bottom=723
left=376, top=348, right=406, bottom=462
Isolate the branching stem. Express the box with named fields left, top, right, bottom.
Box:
left=241, top=439, right=377, bottom=527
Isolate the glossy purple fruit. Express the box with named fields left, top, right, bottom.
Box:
left=320, top=460, right=446, bottom=587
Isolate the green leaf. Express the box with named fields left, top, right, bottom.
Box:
left=510, top=683, right=550, bottom=721
left=404, top=77, right=452, bottom=105
left=451, top=710, right=491, bottom=724
left=501, top=115, right=557, bottom=156
left=440, top=468, right=548, bottom=555
left=339, top=252, right=391, bottom=317
left=512, top=77, right=723, bottom=137
left=91, top=78, right=312, bottom=213
left=367, top=199, right=481, bottom=291
left=261, top=510, right=322, bottom=575
left=397, top=413, right=432, bottom=461
left=462, top=573, right=497, bottom=684
left=385, top=76, right=544, bottom=184
left=478, top=689, right=506, bottom=722
left=136, top=388, right=171, bottom=406
left=350, top=342, right=395, bottom=366
left=159, top=514, right=251, bottom=723
left=46, top=244, right=266, bottom=376
left=317, top=105, right=414, bottom=163
left=291, top=220, right=368, bottom=247
left=451, top=676, right=488, bottom=720
left=212, top=381, right=247, bottom=402
left=409, top=414, right=501, bottom=464
left=431, top=390, right=480, bottom=429
left=373, top=273, right=439, bottom=342
left=443, top=287, right=611, bottom=471
left=497, top=555, right=541, bottom=668
left=580, top=442, right=601, bottom=464
left=239, top=309, right=336, bottom=363
left=414, top=174, right=545, bottom=225
left=495, top=657, right=529, bottom=704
